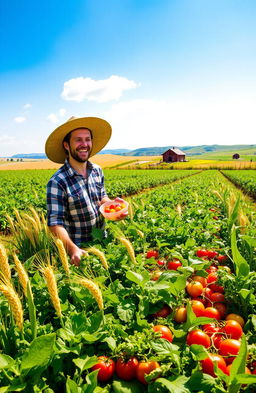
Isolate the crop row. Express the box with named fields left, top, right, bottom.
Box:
left=0, top=169, right=199, bottom=231
left=221, top=170, right=256, bottom=199
left=0, top=170, right=255, bottom=391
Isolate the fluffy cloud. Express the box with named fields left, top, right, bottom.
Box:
left=61, top=75, right=139, bottom=103
left=47, top=108, right=67, bottom=124
left=14, top=116, right=26, bottom=123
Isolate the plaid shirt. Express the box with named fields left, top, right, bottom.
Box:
left=46, top=159, right=107, bottom=245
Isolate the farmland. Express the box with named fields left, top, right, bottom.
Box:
left=0, top=168, right=256, bottom=392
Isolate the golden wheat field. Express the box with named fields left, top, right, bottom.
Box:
left=0, top=155, right=160, bottom=170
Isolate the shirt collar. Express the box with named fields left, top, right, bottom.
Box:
left=64, top=158, right=93, bottom=177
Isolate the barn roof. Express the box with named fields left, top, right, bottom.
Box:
left=162, top=147, right=186, bottom=156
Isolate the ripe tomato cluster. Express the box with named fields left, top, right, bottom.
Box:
left=91, top=355, right=161, bottom=385
left=146, top=250, right=183, bottom=281
left=104, top=202, right=126, bottom=214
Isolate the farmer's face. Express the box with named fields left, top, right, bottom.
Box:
left=64, top=129, right=93, bottom=163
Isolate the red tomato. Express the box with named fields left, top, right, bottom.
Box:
left=186, top=329, right=211, bottom=348
left=212, top=332, right=226, bottom=350
left=146, top=250, right=159, bottom=259
left=192, top=275, right=207, bottom=288
left=214, top=302, right=227, bottom=319
left=174, top=306, right=187, bottom=323
left=201, top=354, right=228, bottom=377
left=207, top=250, right=218, bottom=259
left=203, top=287, right=214, bottom=300
left=91, top=356, right=115, bottom=381
left=136, top=361, right=160, bottom=385
left=167, top=259, right=182, bottom=270
left=186, top=282, right=204, bottom=297
left=226, top=314, right=245, bottom=328
left=115, top=357, right=139, bottom=381
left=221, top=320, right=243, bottom=340
left=157, top=259, right=166, bottom=266
left=191, top=300, right=205, bottom=317
left=202, top=323, right=221, bottom=337
left=219, top=339, right=241, bottom=364
left=217, top=255, right=229, bottom=262
left=153, top=325, right=173, bottom=342
left=152, top=304, right=171, bottom=318
left=206, top=265, right=218, bottom=274
left=207, top=273, right=224, bottom=293
left=196, top=249, right=209, bottom=258
left=203, top=307, right=221, bottom=320
left=209, top=292, right=225, bottom=303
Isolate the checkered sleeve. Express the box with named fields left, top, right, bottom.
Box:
left=46, top=179, right=66, bottom=227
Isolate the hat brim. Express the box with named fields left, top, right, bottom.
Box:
left=45, top=117, right=112, bottom=163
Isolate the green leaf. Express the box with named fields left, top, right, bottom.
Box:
left=227, top=334, right=247, bottom=393
left=152, top=375, right=190, bottom=393
left=233, top=374, right=256, bottom=384
left=112, top=379, right=144, bottom=393
left=231, top=225, right=249, bottom=277
left=27, top=280, right=37, bottom=340
left=83, top=370, right=99, bottom=393
left=126, top=270, right=149, bottom=287
left=117, top=300, right=136, bottom=322
left=66, top=376, right=79, bottom=393
left=0, top=354, right=14, bottom=369
left=188, top=371, right=216, bottom=392
left=20, top=333, right=56, bottom=376
left=190, top=344, right=209, bottom=361
left=73, top=355, right=98, bottom=372
left=102, top=336, right=116, bottom=351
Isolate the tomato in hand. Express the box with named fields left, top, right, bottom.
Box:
left=115, top=357, right=139, bottom=381
left=201, top=354, right=228, bottom=377
left=136, top=361, right=160, bottom=384
left=153, top=325, right=173, bottom=342
left=91, top=356, right=115, bottom=381
left=186, top=329, right=211, bottom=348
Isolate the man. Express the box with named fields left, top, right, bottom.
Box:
left=45, top=116, right=126, bottom=266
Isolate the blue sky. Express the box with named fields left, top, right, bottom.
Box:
left=1, top=0, right=256, bottom=156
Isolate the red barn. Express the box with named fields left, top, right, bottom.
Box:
left=162, top=147, right=186, bottom=163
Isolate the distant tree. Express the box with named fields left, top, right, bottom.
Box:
left=232, top=153, right=240, bottom=159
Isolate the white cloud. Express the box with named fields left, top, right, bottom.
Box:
left=23, top=103, right=31, bottom=109
left=61, top=75, right=139, bottom=103
left=47, top=108, right=67, bottom=124
left=104, top=96, right=256, bottom=149
left=14, top=116, right=26, bottom=123
left=47, top=113, right=59, bottom=124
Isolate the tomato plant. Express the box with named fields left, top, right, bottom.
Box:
left=153, top=325, right=173, bottom=342
left=186, top=329, right=211, bottom=348
left=91, top=356, right=115, bottom=382
left=115, top=357, right=139, bottom=381
left=201, top=354, right=228, bottom=377
left=136, top=361, right=160, bottom=385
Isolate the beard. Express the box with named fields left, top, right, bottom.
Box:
left=69, top=146, right=92, bottom=163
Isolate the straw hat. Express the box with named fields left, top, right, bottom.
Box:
left=45, top=116, right=112, bottom=163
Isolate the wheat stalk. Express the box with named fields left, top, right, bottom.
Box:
left=29, top=206, right=42, bottom=231
left=13, top=254, right=29, bottom=296
left=42, top=265, right=62, bottom=318
left=176, top=204, right=182, bottom=217
left=55, top=238, right=70, bottom=276
left=0, top=280, right=24, bottom=331
left=0, top=242, right=11, bottom=282
left=85, top=247, right=108, bottom=269
left=76, top=277, right=104, bottom=310
left=5, top=213, right=16, bottom=233
left=119, top=237, right=137, bottom=263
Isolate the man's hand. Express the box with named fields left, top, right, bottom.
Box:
left=70, top=247, right=88, bottom=266
left=114, top=197, right=129, bottom=220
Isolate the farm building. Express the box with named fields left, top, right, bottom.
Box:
left=162, top=147, right=186, bottom=163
